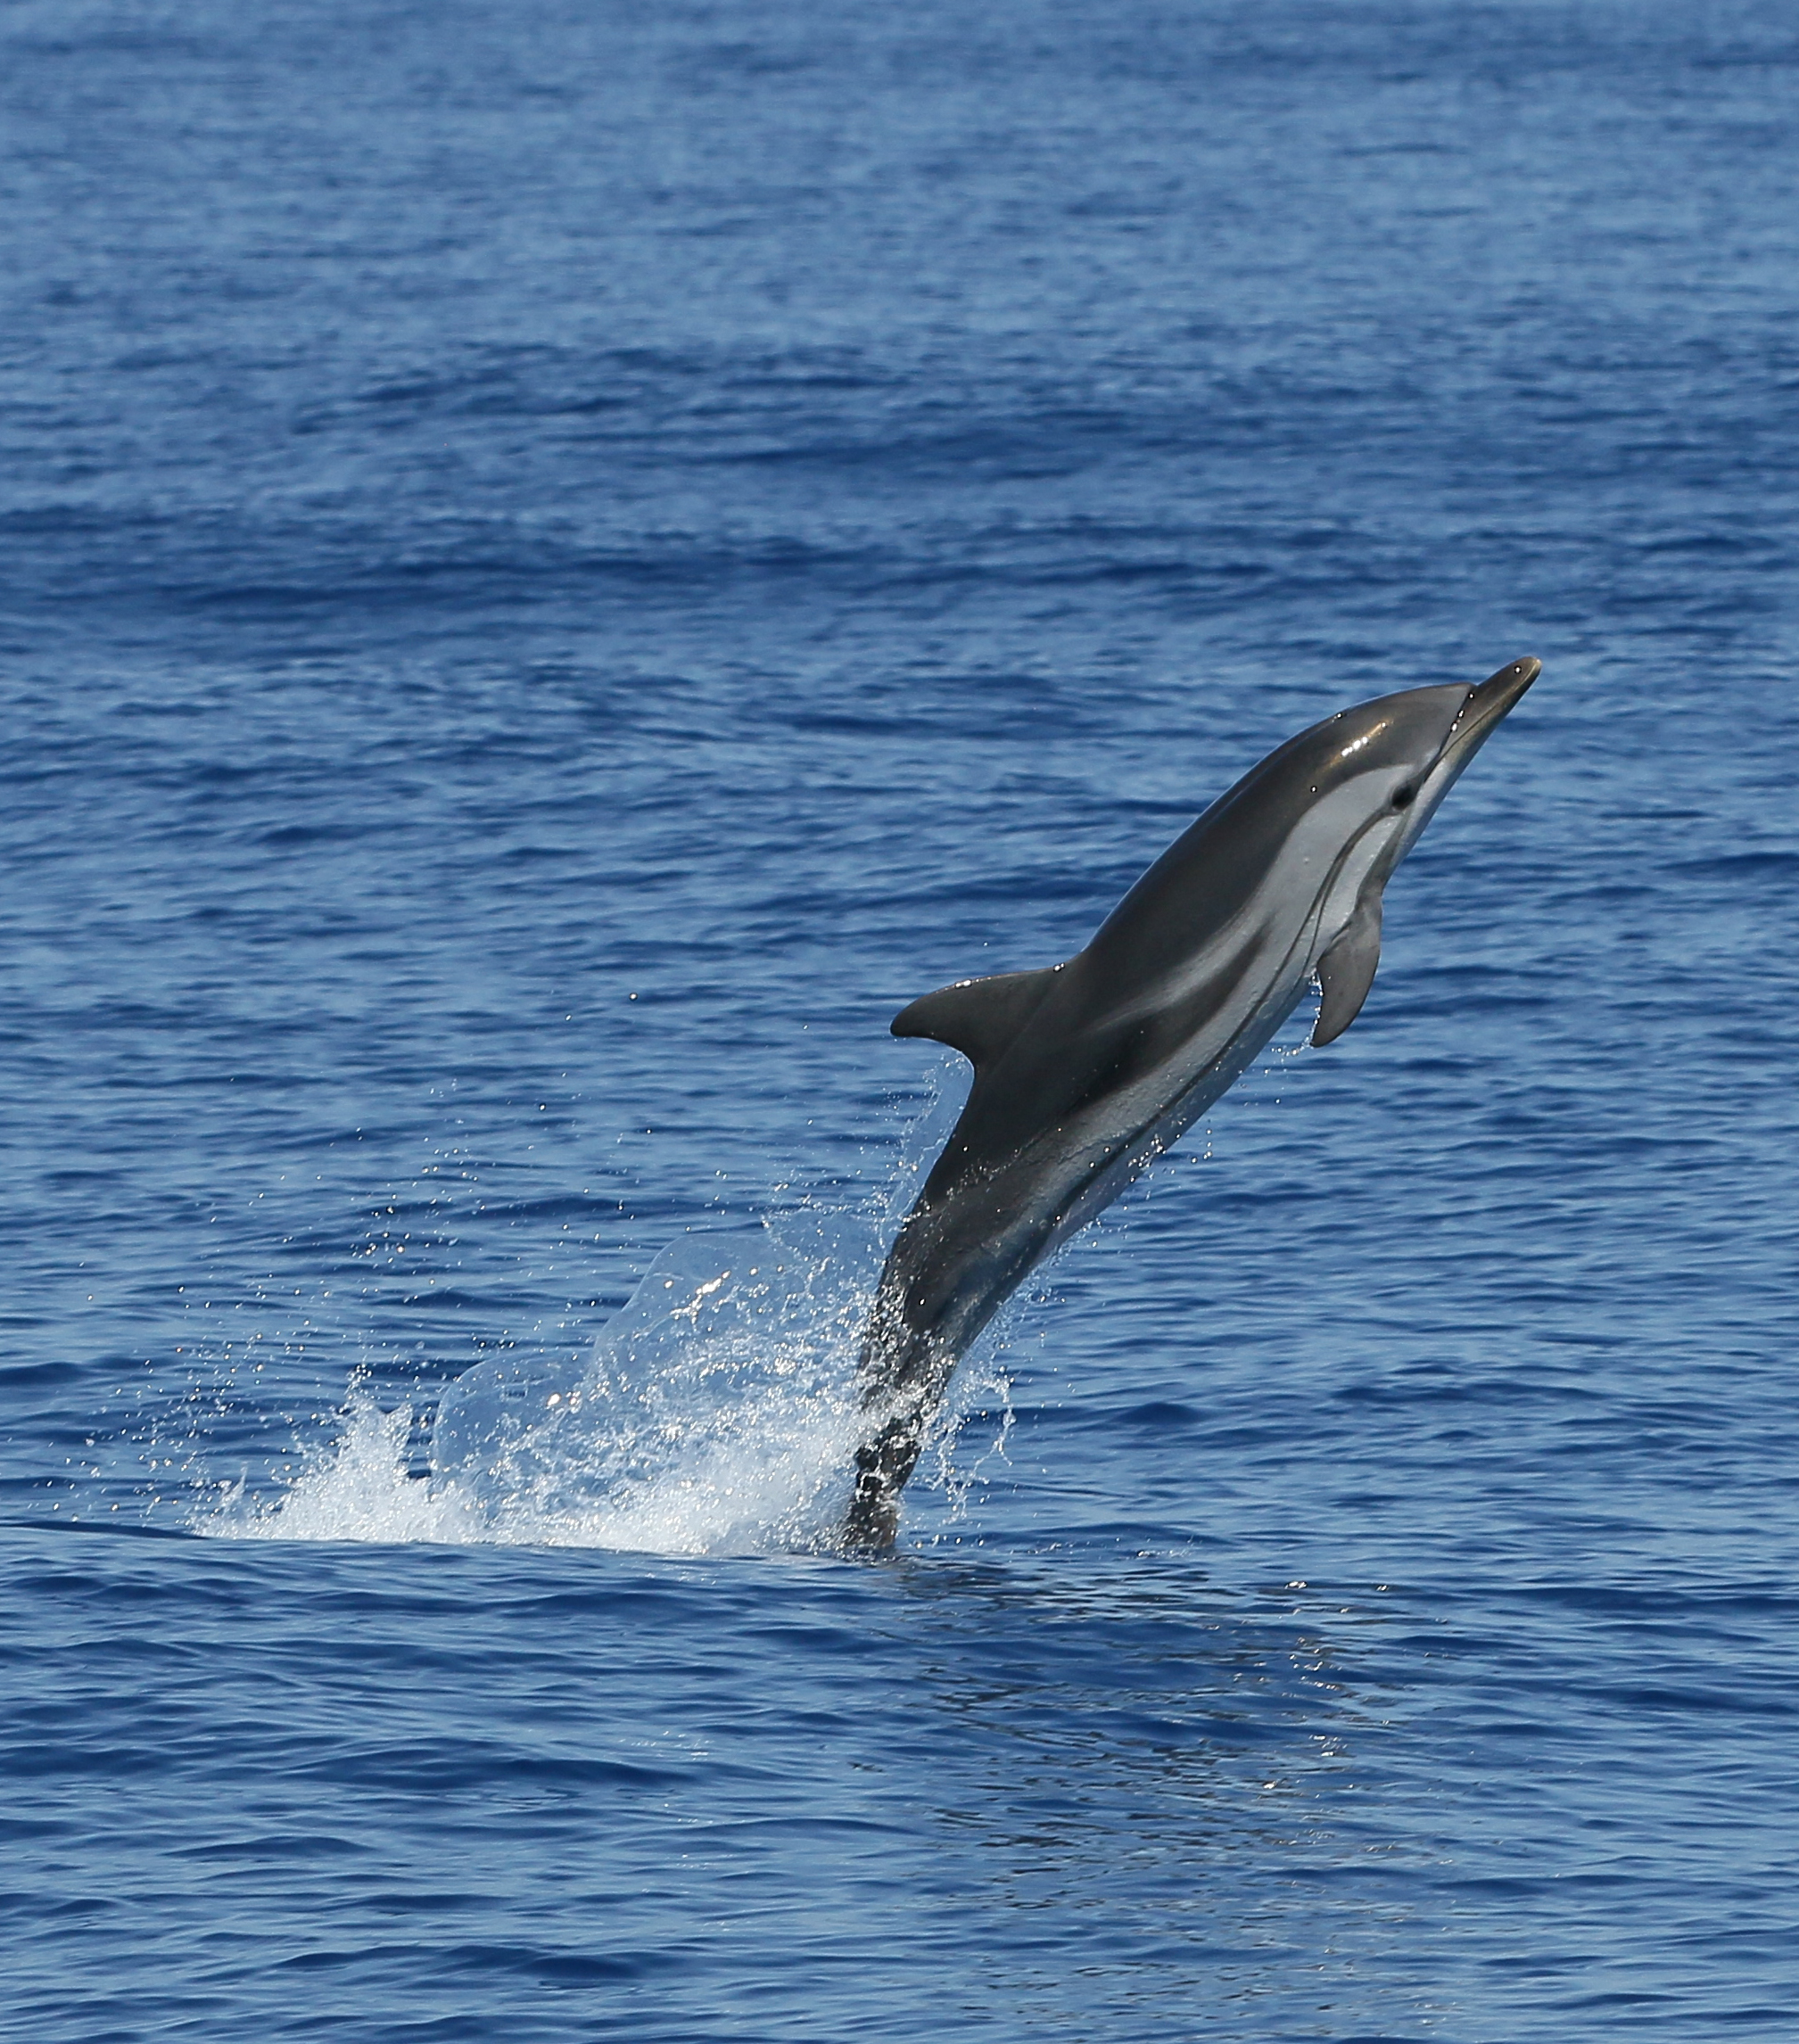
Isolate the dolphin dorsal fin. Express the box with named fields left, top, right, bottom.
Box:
left=1312, top=894, right=1382, bottom=1047
left=891, top=966, right=1060, bottom=1071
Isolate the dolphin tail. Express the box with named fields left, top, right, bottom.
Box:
left=843, top=1412, right=920, bottom=1551
left=842, top=1280, right=954, bottom=1552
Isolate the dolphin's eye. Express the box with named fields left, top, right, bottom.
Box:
left=1391, top=784, right=1415, bottom=811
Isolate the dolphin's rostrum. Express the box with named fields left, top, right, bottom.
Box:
left=846, top=657, right=1539, bottom=1547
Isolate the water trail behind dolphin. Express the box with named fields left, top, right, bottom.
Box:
left=205, top=1064, right=984, bottom=1554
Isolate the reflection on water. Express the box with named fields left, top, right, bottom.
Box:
left=875, top=1555, right=1450, bottom=2034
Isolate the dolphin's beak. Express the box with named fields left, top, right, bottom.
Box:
left=1403, top=655, right=1538, bottom=831
left=1446, top=655, right=1539, bottom=762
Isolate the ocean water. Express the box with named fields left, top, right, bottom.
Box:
left=4, top=1, right=1797, bottom=2037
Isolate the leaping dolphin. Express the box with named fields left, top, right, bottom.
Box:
left=846, top=656, right=1540, bottom=1547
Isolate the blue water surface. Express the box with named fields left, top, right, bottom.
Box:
left=4, top=2, right=1797, bottom=2038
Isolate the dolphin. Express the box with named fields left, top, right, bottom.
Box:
left=845, top=656, right=1539, bottom=1547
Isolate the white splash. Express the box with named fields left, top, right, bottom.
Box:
left=196, top=1065, right=1007, bottom=1555
left=214, top=1388, right=481, bottom=1545
left=198, top=1191, right=996, bottom=1553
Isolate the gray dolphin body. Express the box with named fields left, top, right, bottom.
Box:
left=845, top=657, right=1539, bottom=1547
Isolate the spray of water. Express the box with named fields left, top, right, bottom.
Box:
left=201, top=1063, right=996, bottom=1554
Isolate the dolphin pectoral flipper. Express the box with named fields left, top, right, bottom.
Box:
left=892, top=965, right=1060, bottom=1069
left=1312, top=894, right=1382, bottom=1047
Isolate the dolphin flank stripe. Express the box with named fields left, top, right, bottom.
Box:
left=844, top=656, right=1541, bottom=1549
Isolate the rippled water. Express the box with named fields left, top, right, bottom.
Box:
left=4, top=2, right=1797, bottom=2037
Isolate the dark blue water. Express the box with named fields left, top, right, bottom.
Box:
left=4, top=2, right=1797, bottom=2036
